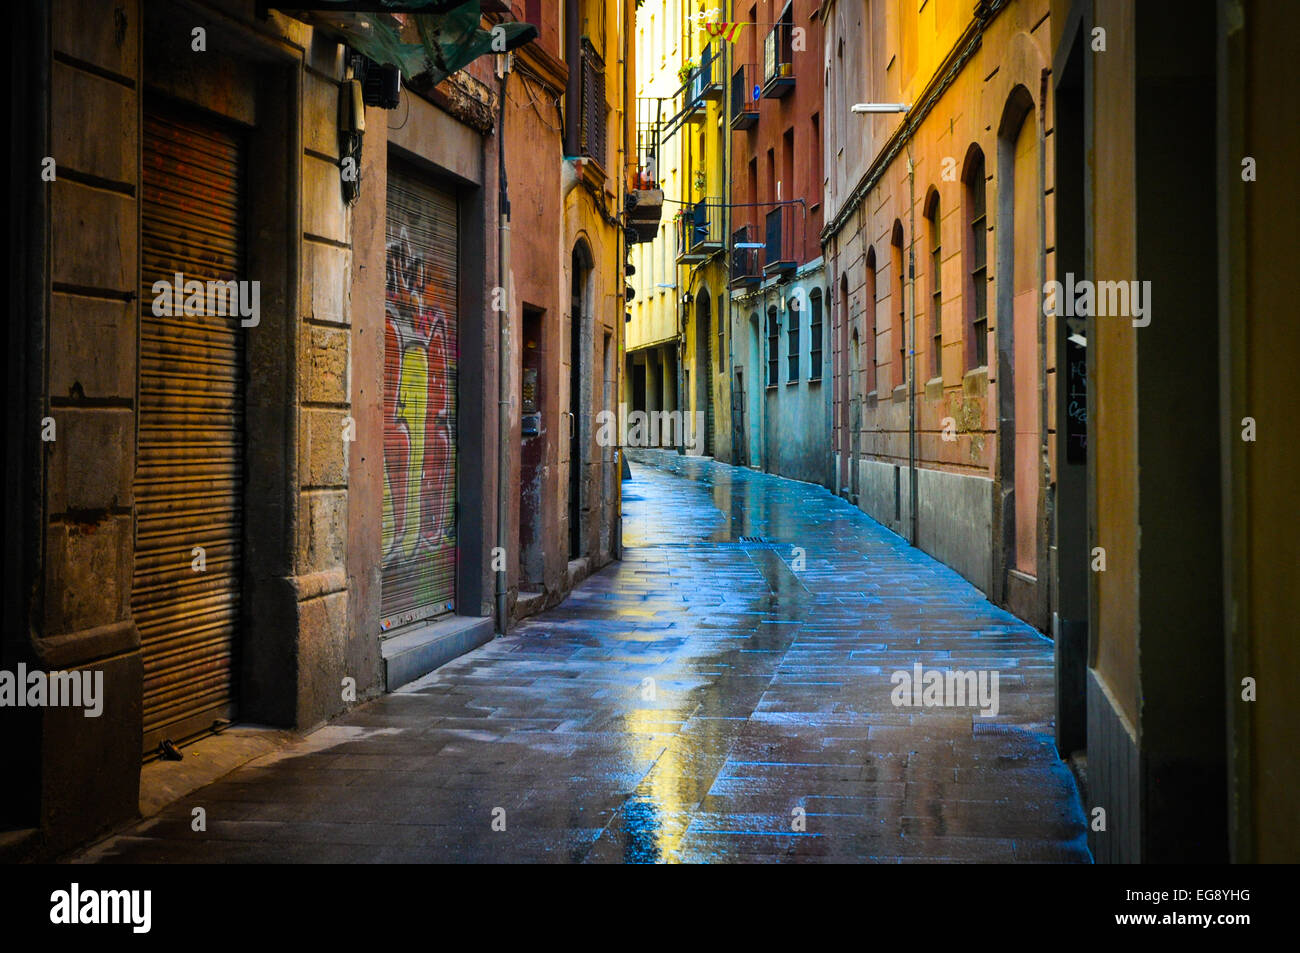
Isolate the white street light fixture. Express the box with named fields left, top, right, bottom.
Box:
left=850, top=102, right=911, bottom=113
left=853, top=101, right=919, bottom=547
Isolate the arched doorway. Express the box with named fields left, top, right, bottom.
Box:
left=569, top=241, right=593, bottom=559
left=695, top=288, right=714, bottom=456
left=849, top=326, right=860, bottom=502
left=995, top=84, right=1041, bottom=616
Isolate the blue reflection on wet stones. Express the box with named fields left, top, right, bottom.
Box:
left=77, top=450, right=1090, bottom=864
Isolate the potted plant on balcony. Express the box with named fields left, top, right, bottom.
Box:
left=678, top=60, right=697, bottom=85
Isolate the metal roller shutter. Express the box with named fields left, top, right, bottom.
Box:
left=134, top=107, right=245, bottom=756
left=381, top=166, right=458, bottom=630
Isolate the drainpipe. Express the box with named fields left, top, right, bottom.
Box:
left=723, top=41, right=734, bottom=464
left=907, top=137, right=918, bottom=548
left=1037, top=71, right=1052, bottom=626
left=496, top=62, right=512, bottom=635
left=564, top=0, right=580, bottom=156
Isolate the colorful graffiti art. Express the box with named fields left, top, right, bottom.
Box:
left=381, top=221, right=458, bottom=616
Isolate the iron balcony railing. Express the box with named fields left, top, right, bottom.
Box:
left=632, top=96, right=663, bottom=190
left=730, top=64, right=759, bottom=129
left=677, top=199, right=725, bottom=262
left=730, top=224, right=763, bottom=285
left=764, top=204, right=803, bottom=275
left=762, top=24, right=795, bottom=97
left=687, top=40, right=724, bottom=109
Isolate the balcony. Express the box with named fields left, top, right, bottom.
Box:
left=764, top=205, right=802, bottom=277
left=762, top=25, right=795, bottom=99
left=685, top=41, right=724, bottom=112
left=730, top=225, right=763, bottom=287
left=730, top=64, right=760, bottom=130
left=676, top=199, right=725, bottom=264
left=626, top=188, right=665, bottom=245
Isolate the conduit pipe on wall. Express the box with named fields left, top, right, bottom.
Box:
left=906, top=136, right=918, bottom=548
left=496, top=60, right=513, bottom=635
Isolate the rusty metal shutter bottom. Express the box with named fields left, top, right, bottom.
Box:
left=381, top=166, right=459, bottom=631
left=133, top=106, right=245, bottom=757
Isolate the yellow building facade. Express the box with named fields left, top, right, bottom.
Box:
left=675, top=4, right=733, bottom=459
left=626, top=0, right=686, bottom=431
left=626, top=1, right=734, bottom=460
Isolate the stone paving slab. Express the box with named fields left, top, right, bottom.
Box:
left=73, top=451, right=1090, bottom=864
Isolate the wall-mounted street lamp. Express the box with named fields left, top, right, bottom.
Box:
left=852, top=101, right=918, bottom=548
left=850, top=103, right=912, bottom=114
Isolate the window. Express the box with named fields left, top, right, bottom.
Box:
left=865, top=247, right=878, bottom=393
left=809, top=289, right=823, bottom=381
left=964, top=147, right=988, bottom=369
left=782, top=128, right=794, bottom=203
left=748, top=4, right=758, bottom=65
left=577, top=39, right=607, bottom=167
left=811, top=113, right=822, bottom=195
left=748, top=158, right=758, bottom=223
left=764, top=4, right=795, bottom=86
left=717, top=300, right=725, bottom=369
left=926, top=191, right=942, bottom=380
left=788, top=295, right=800, bottom=382
left=766, top=306, right=779, bottom=386
left=891, top=221, right=905, bottom=391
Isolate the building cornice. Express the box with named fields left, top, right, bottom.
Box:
left=516, top=40, right=569, bottom=93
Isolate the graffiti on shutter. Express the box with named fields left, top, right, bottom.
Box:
left=380, top=167, right=459, bottom=630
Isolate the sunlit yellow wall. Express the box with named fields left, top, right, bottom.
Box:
left=681, top=0, right=733, bottom=458
left=629, top=0, right=684, bottom=352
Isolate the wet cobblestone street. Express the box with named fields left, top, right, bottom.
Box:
left=77, top=452, right=1090, bottom=864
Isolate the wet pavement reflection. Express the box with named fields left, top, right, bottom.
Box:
left=77, top=451, right=1090, bottom=864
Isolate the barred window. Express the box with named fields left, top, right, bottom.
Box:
left=787, top=296, right=800, bottom=382
left=766, top=306, right=779, bottom=387
left=809, top=289, right=823, bottom=381
left=964, top=148, right=988, bottom=369
left=926, top=192, right=942, bottom=380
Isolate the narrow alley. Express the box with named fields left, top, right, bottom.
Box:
left=76, top=454, right=1088, bottom=864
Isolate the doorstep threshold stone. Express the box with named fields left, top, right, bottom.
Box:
left=381, top=614, right=495, bottom=690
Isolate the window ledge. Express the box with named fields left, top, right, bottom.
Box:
left=962, top=365, right=989, bottom=397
